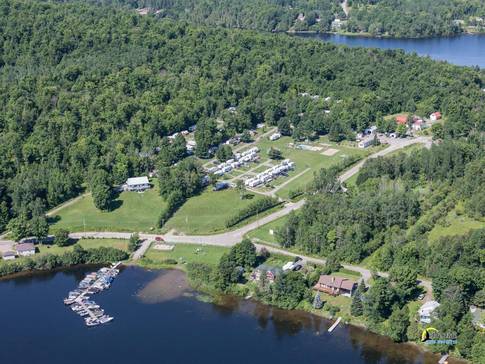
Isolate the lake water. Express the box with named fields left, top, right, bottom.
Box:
left=294, top=33, right=485, bottom=68
left=0, top=266, right=463, bottom=364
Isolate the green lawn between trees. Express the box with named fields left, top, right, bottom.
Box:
left=251, top=136, right=370, bottom=198
left=50, top=187, right=166, bottom=233
left=140, top=244, right=229, bottom=270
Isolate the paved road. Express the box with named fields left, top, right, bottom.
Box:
left=339, top=136, right=432, bottom=182
left=69, top=231, right=432, bottom=294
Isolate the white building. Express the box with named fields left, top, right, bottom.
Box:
left=419, top=301, right=440, bottom=323
left=2, top=251, right=16, bottom=260
left=15, top=243, right=36, bottom=257
left=358, top=138, right=375, bottom=149
left=125, top=176, right=150, bottom=192
left=269, top=133, right=281, bottom=141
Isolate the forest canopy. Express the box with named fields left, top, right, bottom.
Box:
left=54, top=0, right=485, bottom=37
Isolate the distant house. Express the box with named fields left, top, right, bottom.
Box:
left=358, top=137, right=375, bottom=149
left=419, top=301, right=440, bottom=323
left=395, top=115, right=408, bottom=125
left=269, top=133, right=281, bottom=141
left=2, top=251, right=16, bottom=261
left=213, top=181, right=229, bottom=191
left=313, top=275, right=357, bottom=297
left=430, top=112, right=442, bottom=121
left=251, top=264, right=283, bottom=283
left=125, top=176, right=150, bottom=192
left=470, top=306, right=485, bottom=330
left=363, top=125, right=377, bottom=135
left=412, top=119, right=427, bottom=131
left=15, top=243, right=36, bottom=257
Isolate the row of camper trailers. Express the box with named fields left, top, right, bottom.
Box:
left=206, top=147, right=260, bottom=176
left=245, top=159, right=295, bottom=188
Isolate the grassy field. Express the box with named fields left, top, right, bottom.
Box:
left=428, top=206, right=484, bottom=242
left=253, top=136, right=370, bottom=198
left=246, top=217, right=287, bottom=244
left=140, top=244, right=229, bottom=270
left=37, top=238, right=129, bottom=255
left=163, top=189, right=265, bottom=234
left=50, top=184, right=166, bottom=233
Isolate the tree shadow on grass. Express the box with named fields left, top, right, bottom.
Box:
left=107, top=190, right=123, bottom=212
left=47, top=215, right=61, bottom=224
left=107, top=199, right=123, bottom=211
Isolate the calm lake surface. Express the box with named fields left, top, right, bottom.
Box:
left=0, top=266, right=462, bottom=364
left=294, top=33, right=485, bottom=68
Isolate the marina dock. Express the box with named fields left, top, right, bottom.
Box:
left=64, top=262, right=121, bottom=327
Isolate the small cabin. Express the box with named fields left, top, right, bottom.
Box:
left=251, top=264, right=283, bottom=283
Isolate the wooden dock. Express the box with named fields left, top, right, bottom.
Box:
left=438, top=354, right=449, bottom=364
left=328, top=317, right=342, bottom=333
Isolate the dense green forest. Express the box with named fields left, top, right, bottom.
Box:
left=54, top=0, right=485, bottom=36
left=1, top=0, right=484, bottom=235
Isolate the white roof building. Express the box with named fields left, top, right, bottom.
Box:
left=419, top=301, right=440, bottom=323
left=125, top=176, right=150, bottom=191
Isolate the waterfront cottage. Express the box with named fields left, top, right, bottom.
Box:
left=418, top=301, right=440, bottom=323
left=251, top=264, right=283, bottom=283
left=313, top=275, right=357, bottom=297
left=15, top=243, right=36, bottom=257
left=124, top=176, right=150, bottom=192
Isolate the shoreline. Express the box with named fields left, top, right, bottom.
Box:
left=286, top=29, right=485, bottom=40
left=0, top=262, right=469, bottom=363
left=137, top=263, right=468, bottom=364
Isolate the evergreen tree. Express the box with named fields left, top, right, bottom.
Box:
left=457, top=314, right=477, bottom=359
left=351, top=280, right=365, bottom=317
left=313, top=292, right=324, bottom=309
left=387, top=305, right=410, bottom=343
left=90, top=170, right=112, bottom=211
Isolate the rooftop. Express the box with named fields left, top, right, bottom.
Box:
left=315, top=275, right=357, bottom=291
left=15, top=243, right=35, bottom=252
left=126, top=176, right=149, bottom=186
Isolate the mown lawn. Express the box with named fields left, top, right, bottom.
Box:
left=246, top=217, right=287, bottom=244
left=163, top=189, right=264, bottom=234
left=50, top=184, right=166, bottom=233
left=254, top=136, right=370, bottom=198
left=141, top=244, right=229, bottom=269
left=37, top=238, right=129, bottom=254
left=428, top=207, right=484, bottom=242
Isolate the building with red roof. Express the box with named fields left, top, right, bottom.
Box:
left=313, top=275, right=357, bottom=297
left=395, top=115, right=408, bottom=125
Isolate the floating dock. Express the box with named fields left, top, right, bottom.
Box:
left=64, top=262, right=121, bottom=327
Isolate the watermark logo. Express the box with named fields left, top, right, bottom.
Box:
left=421, top=327, right=457, bottom=345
